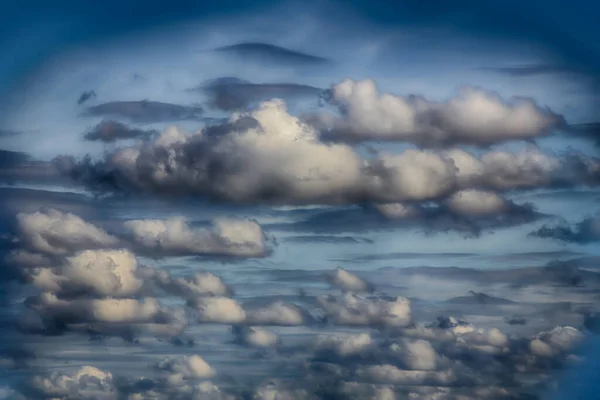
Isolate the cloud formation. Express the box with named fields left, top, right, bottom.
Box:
left=84, top=120, right=157, bottom=143
left=530, top=211, right=600, bottom=243
left=320, top=79, right=565, bottom=146
left=56, top=99, right=600, bottom=206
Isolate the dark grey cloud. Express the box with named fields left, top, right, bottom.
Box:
left=193, top=76, right=323, bottom=111
left=77, top=90, right=97, bottom=105
left=564, top=122, right=600, bottom=147
left=530, top=212, right=600, bottom=244
left=83, top=100, right=203, bottom=123
left=478, top=64, right=583, bottom=77
left=445, top=291, right=516, bottom=305
left=212, top=42, right=331, bottom=67
left=83, top=120, right=157, bottom=143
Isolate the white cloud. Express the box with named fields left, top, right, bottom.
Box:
left=29, top=366, right=115, bottom=400
left=318, top=293, right=412, bottom=327
left=192, top=296, right=247, bottom=324
left=233, top=326, right=280, bottom=348
left=324, top=79, right=563, bottom=146
left=124, top=217, right=267, bottom=257
left=328, top=267, right=372, bottom=292
left=16, top=209, right=119, bottom=256
left=314, top=332, right=373, bottom=357
left=389, top=339, right=439, bottom=371
left=155, top=355, right=216, bottom=381
left=247, top=301, right=307, bottom=326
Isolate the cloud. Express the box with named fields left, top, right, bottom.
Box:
left=314, top=332, right=373, bottom=358
left=246, top=301, right=308, bottom=326
left=479, top=64, right=582, bottom=77
left=84, top=120, right=157, bottom=143
left=213, top=42, right=331, bottom=67
left=124, top=217, right=268, bottom=257
left=147, top=269, right=232, bottom=299
left=232, top=326, right=280, bottom=348
left=24, top=366, right=116, bottom=400
left=15, top=209, right=119, bottom=256
left=56, top=99, right=600, bottom=206
left=328, top=267, right=373, bottom=293
left=530, top=211, right=600, bottom=243
left=318, top=293, right=412, bottom=327
left=320, top=79, right=565, bottom=146
left=192, top=296, right=246, bottom=324
left=357, top=364, right=457, bottom=386
left=529, top=326, right=584, bottom=357
left=155, top=355, right=216, bottom=381
left=195, top=77, right=322, bottom=111
left=83, top=100, right=203, bottom=123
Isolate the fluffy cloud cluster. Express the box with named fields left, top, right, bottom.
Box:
left=529, top=326, right=584, bottom=358
left=124, top=217, right=267, bottom=257
left=232, top=326, right=280, bottom=348
left=322, top=79, right=565, bottom=146
left=155, top=355, right=216, bottom=382
left=26, top=366, right=115, bottom=400
left=15, top=209, right=119, bottom=256
left=318, top=293, right=412, bottom=327
left=56, top=99, right=600, bottom=206
left=6, top=209, right=270, bottom=339
left=191, top=297, right=308, bottom=326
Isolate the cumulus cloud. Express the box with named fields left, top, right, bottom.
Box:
left=389, top=339, right=439, bottom=371
left=56, top=100, right=600, bottom=206
left=124, top=217, right=268, bottom=257
left=155, top=355, right=216, bottom=381
left=84, top=100, right=203, bottom=123
left=84, top=120, right=157, bottom=143
left=25, top=366, right=116, bottom=400
left=314, top=332, right=373, bottom=358
left=328, top=267, right=373, bottom=293
left=529, top=326, right=584, bottom=357
left=148, top=269, right=232, bottom=299
left=321, top=79, right=565, bottom=146
left=15, top=209, right=119, bottom=256
left=232, top=326, right=280, bottom=348
left=318, top=293, right=412, bottom=327
left=246, top=301, right=308, bottom=326
left=192, top=296, right=247, bottom=324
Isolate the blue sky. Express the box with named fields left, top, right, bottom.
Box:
left=0, top=1, right=599, bottom=399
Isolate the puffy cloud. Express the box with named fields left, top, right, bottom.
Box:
left=323, top=79, right=564, bottom=146
left=232, top=326, right=280, bottom=348
left=318, top=293, right=412, bottom=327
left=328, top=267, right=373, bottom=293
left=445, top=190, right=508, bottom=217
left=27, top=366, right=115, bottom=400
left=25, top=293, right=179, bottom=325
left=124, top=217, right=267, bottom=257
left=155, top=355, right=216, bottom=381
left=148, top=269, right=232, bottom=299
left=530, top=326, right=584, bottom=357
left=24, top=249, right=143, bottom=297
left=389, top=339, right=439, bottom=371
left=314, top=333, right=373, bottom=357
left=15, top=209, right=119, bottom=256
left=56, top=102, right=600, bottom=206
left=247, top=301, right=308, bottom=326
left=192, top=296, right=246, bottom=324
left=84, top=120, right=157, bottom=143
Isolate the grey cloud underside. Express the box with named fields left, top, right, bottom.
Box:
left=83, top=100, right=203, bottom=124
left=77, top=90, right=97, bottom=105
left=530, top=213, right=600, bottom=244
left=212, top=42, right=332, bottom=67
left=193, top=77, right=324, bottom=111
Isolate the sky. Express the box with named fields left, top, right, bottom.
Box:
left=0, top=1, right=599, bottom=399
